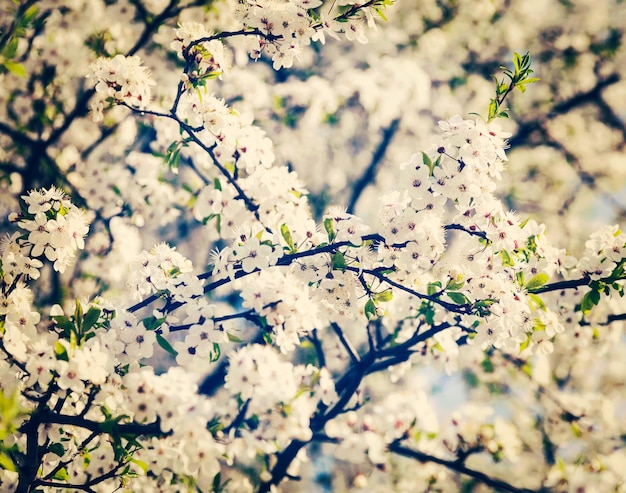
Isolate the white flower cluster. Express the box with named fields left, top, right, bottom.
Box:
left=326, top=390, right=439, bottom=465
left=240, top=269, right=322, bottom=352
left=172, top=22, right=232, bottom=78
left=576, top=224, right=626, bottom=280
left=211, top=230, right=282, bottom=278
left=225, top=344, right=338, bottom=450
left=127, top=243, right=202, bottom=301
left=6, top=186, right=89, bottom=275
left=399, top=115, right=511, bottom=212
left=180, top=91, right=276, bottom=174
left=234, top=0, right=375, bottom=69
left=89, top=54, right=156, bottom=120
left=69, top=151, right=182, bottom=226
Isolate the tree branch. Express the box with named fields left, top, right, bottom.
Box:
left=388, top=441, right=545, bottom=493
left=347, top=117, right=400, bottom=214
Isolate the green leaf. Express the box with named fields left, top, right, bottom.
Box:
left=54, top=341, right=69, bottom=361
left=74, top=299, right=84, bottom=327
left=374, top=7, right=387, bottom=21
left=130, top=458, right=148, bottom=474
left=528, top=293, right=546, bottom=311
left=447, top=291, right=470, bottom=305
left=82, top=306, right=101, bottom=333
left=52, top=316, right=75, bottom=338
left=446, top=277, right=465, bottom=291
left=3, top=61, right=26, bottom=77
left=422, top=151, right=437, bottom=175
left=23, top=5, right=39, bottom=23
left=364, top=299, right=377, bottom=320
left=499, top=249, right=514, bottom=267
left=374, top=289, right=393, bottom=302
left=156, top=334, right=178, bottom=357
left=580, top=289, right=601, bottom=314
left=0, top=452, right=16, bottom=472
left=211, top=342, right=221, bottom=362
left=488, top=98, right=498, bottom=120
left=48, top=442, right=65, bottom=457
left=331, top=251, right=346, bottom=271
left=227, top=332, right=243, bottom=343
left=525, top=273, right=549, bottom=291
left=213, top=472, right=222, bottom=493
left=481, top=357, right=494, bottom=373
left=427, top=281, right=441, bottom=296
left=324, top=217, right=336, bottom=242
left=280, top=223, right=296, bottom=252
left=52, top=467, right=70, bottom=481
left=4, top=37, right=18, bottom=58
left=142, top=316, right=165, bottom=331
left=512, top=52, right=520, bottom=71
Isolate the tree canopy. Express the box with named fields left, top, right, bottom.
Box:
left=1, top=1, right=626, bottom=492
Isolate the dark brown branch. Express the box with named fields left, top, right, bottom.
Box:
left=352, top=266, right=473, bottom=314
left=388, top=442, right=545, bottom=493
left=528, top=276, right=590, bottom=294
left=508, top=73, right=620, bottom=149
left=330, top=322, right=361, bottom=364
left=347, top=117, right=400, bottom=214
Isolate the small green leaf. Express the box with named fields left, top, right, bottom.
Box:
left=364, top=299, right=377, bottom=320
left=488, top=98, right=498, bottom=120
left=213, top=472, right=222, bottom=493
left=48, top=442, right=65, bottom=457
left=374, top=7, right=387, bottom=21
left=130, top=458, right=149, bottom=474
left=142, top=316, right=165, bottom=331
left=499, top=249, right=514, bottom=267
left=525, top=273, right=549, bottom=291
left=446, top=277, right=465, bottom=291
left=324, top=217, right=336, bottom=242
left=211, top=342, right=221, bottom=362
left=0, top=452, right=16, bottom=472
left=3, top=61, right=27, bottom=77
left=72, top=300, right=83, bottom=332
left=331, top=251, right=346, bottom=271
left=528, top=293, right=546, bottom=311
left=227, top=332, right=243, bottom=343
left=54, top=341, right=69, bottom=361
left=52, top=316, right=75, bottom=338
left=519, top=334, right=531, bottom=353
left=422, top=151, right=437, bottom=175
left=53, top=467, right=70, bottom=481
left=481, top=357, right=494, bottom=373
left=156, top=334, right=178, bottom=357
left=82, top=306, right=101, bottom=333
left=280, top=223, right=296, bottom=252
left=580, top=289, right=601, bottom=314
left=447, top=291, right=470, bottom=305
left=427, top=281, right=441, bottom=296
left=374, top=289, right=393, bottom=302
